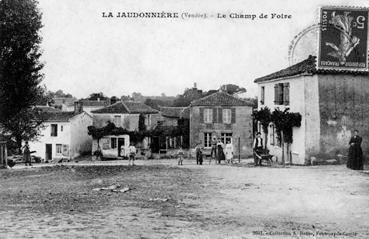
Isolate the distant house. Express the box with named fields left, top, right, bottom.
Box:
left=254, top=55, right=369, bottom=164
left=158, top=106, right=188, bottom=127
left=156, top=106, right=190, bottom=150
left=91, top=101, right=160, bottom=153
left=189, top=91, right=254, bottom=158
left=52, top=97, right=77, bottom=111
left=29, top=103, right=93, bottom=161
left=64, top=99, right=111, bottom=113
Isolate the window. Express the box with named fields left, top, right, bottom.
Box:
left=51, top=124, right=58, bottom=137
left=111, top=138, right=117, bottom=149
left=114, top=115, right=121, bottom=127
left=61, top=125, right=63, bottom=132
left=102, top=138, right=110, bottom=150
left=223, top=109, right=232, bottom=124
left=204, top=133, right=212, bottom=148
left=56, top=144, right=62, bottom=155
left=274, top=83, right=290, bottom=105
left=221, top=133, right=233, bottom=144
left=261, top=86, right=265, bottom=105
left=204, top=108, right=213, bottom=123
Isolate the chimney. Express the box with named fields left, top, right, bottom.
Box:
left=194, top=82, right=197, bottom=89
left=74, top=101, right=83, bottom=114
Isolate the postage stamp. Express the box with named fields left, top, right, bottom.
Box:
left=317, top=6, right=369, bottom=71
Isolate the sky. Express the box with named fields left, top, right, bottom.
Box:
left=37, top=0, right=369, bottom=98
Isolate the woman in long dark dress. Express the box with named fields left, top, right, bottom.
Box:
left=347, top=130, right=363, bottom=170
left=216, top=139, right=225, bottom=164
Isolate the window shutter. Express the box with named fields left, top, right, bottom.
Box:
left=261, top=86, right=265, bottom=104
left=218, top=108, right=223, bottom=123
left=279, top=83, right=284, bottom=104
left=231, top=108, right=236, bottom=123
left=213, top=108, right=217, bottom=123
left=200, top=108, right=204, bottom=123
left=284, top=83, right=290, bottom=105
left=274, top=84, right=278, bottom=104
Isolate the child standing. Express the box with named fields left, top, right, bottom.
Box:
left=128, top=143, right=136, bottom=166
left=177, top=147, right=184, bottom=165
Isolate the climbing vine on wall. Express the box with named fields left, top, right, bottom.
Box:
left=271, top=108, right=302, bottom=144
left=87, top=121, right=187, bottom=145
left=252, top=107, right=272, bottom=148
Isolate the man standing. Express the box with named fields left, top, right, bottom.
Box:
left=253, top=132, right=263, bottom=166
left=128, top=143, right=136, bottom=166
left=195, top=143, right=202, bottom=165
left=347, top=130, right=363, bottom=170
left=209, top=136, right=217, bottom=164
left=22, top=141, right=31, bottom=166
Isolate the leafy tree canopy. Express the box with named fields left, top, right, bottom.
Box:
left=219, top=84, right=246, bottom=95
left=0, top=0, right=45, bottom=149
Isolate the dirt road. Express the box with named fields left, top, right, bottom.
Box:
left=0, top=160, right=368, bottom=239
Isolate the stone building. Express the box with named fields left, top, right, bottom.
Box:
left=91, top=101, right=159, bottom=130
left=189, top=91, right=254, bottom=158
left=254, top=55, right=369, bottom=164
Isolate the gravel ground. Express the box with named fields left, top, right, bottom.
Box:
left=0, top=159, right=368, bottom=239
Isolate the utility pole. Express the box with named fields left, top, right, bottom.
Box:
left=238, top=137, right=241, bottom=163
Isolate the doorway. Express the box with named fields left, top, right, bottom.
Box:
left=117, top=138, right=125, bottom=157
left=45, top=144, right=52, bottom=161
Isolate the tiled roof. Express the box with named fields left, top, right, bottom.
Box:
left=35, top=105, right=60, bottom=112
left=91, top=102, right=129, bottom=114
left=159, top=107, right=186, bottom=118
left=42, top=112, right=77, bottom=122
left=190, top=91, right=253, bottom=107
left=123, top=101, right=158, bottom=114
left=92, top=101, right=158, bottom=114
left=254, top=55, right=369, bottom=83
left=79, top=99, right=110, bottom=107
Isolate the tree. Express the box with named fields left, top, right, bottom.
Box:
left=132, top=92, right=145, bottom=102
left=173, top=87, right=203, bottom=107
left=110, top=96, right=119, bottom=105
left=121, top=95, right=133, bottom=102
left=51, top=89, right=74, bottom=98
left=87, top=92, right=108, bottom=101
left=219, top=84, right=246, bottom=95
left=0, top=0, right=45, bottom=150
left=252, top=107, right=272, bottom=149
left=271, top=108, right=302, bottom=165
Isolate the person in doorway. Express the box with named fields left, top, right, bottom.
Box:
left=128, top=143, right=137, bottom=166
left=177, top=147, right=184, bottom=166
left=253, top=132, right=263, bottom=166
left=216, top=139, right=225, bottom=164
left=347, top=129, right=363, bottom=170
left=22, top=141, right=31, bottom=166
left=225, top=139, right=234, bottom=164
left=209, top=135, right=217, bottom=164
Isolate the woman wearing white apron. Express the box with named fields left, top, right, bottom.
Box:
left=225, top=140, right=234, bottom=164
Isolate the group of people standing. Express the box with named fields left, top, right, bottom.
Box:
left=192, top=136, right=234, bottom=165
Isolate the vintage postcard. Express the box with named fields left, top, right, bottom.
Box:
left=0, top=0, right=368, bottom=238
